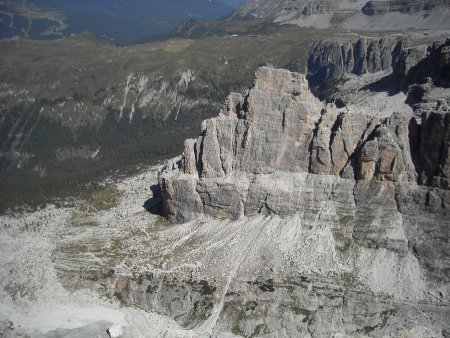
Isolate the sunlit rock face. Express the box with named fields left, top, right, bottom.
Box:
left=154, top=42, right=449, bottom=336
left=160, top=64, right=449, bottom=223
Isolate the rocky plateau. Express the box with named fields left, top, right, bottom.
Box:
left=0, top=30, right=449, bottom=338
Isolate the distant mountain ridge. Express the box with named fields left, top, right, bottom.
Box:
left=230, top=0, right=450, bottom=30
left=221, top=0, right=246, bottom=7
left=0, top=0, right=235, bottom=43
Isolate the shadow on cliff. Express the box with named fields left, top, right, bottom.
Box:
left=360, top=73, right=400, bottom=96
left=144, top=184, right=163, bottom=215
left=361, top=40, right=450, bottom=96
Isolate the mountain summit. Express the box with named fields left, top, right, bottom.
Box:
left=152, top=39, right=450, bottom=335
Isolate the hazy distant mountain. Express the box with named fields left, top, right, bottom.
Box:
left=230, top=0, right=450, bottom=30
left=220, top=0, right=246, bottom=7
left=0, top=0, right=235, bottom=43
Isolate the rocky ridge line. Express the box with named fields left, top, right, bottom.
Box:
left=230, top=0, right=450, bottom=30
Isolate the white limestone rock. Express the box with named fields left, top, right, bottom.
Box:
left=107, top=324, right=123, bottom=338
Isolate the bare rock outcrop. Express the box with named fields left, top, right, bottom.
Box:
left=308, top=37, right=403, bottom=85
left=160, top=65, right=449, bottom=223
left=302, top=0, right=337, bottom=15
left=362, top=0, right=449, bottom=15
left=307, top=33, right=450, bottom=100
left=155, top=58, right=450, bottom=337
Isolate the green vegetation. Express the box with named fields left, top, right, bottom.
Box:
left=67, top=212, right=99, bottom=227
left=152, top=215, right=172, bottom=229
left=58, top=210, right=175, bottom=264
left=57, top=235, right=134, bottom=263
left=130, top=271, right=145, bottom=284
left=0, top=25, right=343, bottom=212
left=85, top=186, right=122, bottom=212
left=57, top=241, right=102, bottom=255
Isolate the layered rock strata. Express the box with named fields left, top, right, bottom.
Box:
left=159, top=58, right=450, bottom=321
left=362, top=0, right=450, bottom=15
left=160, top=66, right=449, bottom=222
left=307, top=37, right=404, bottom=90
left=230, top=0, right=450, bottom=30
left=307, top=34, right=450, bottom=96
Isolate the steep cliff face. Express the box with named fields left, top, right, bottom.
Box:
left=307, top=33, right=450, bottom=96
left=395, top=41, right=450, bottom=188
left=329, top=38, right=450, bottom=187
left=161, top=67, right=323, bottom=221
left=362, top=0, right=449, bottom=15
left=157, top=41, right=449, bottom=336
left=160, top=62, right=449, bottom=222
left=307, top=36, right=403, bottom=94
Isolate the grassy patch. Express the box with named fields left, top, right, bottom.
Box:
left=57, top=234, right=134, bottom=261
left=152, top=215, right=172, bottom=229
left=67, top=211, right=99, bottom=227
left=56, top=239, right=106, bottom=256
left=95, top=237, right=137, bottom=260
left=160, top=39, right=194, bottom=53
left=85, top=185, right=123, bottom=211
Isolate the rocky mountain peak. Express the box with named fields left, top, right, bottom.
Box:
left=253, top=66, right=309, bottom=94
left=179, top=66, right=322, bottom=180
left=160, top=40, right=449, bottom=223
left=152, top=43, right=450, bottom=336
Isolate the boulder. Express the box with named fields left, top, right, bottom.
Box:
left=107, top=324, right=123, bottom=338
